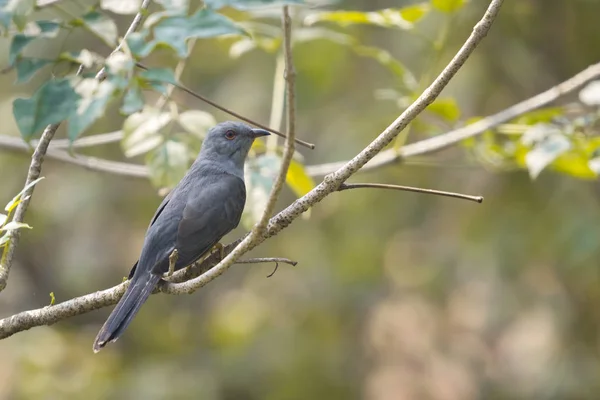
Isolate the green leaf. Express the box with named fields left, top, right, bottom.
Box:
left=4, top=177, right=44, bottom=213
left=14, top=58, right=52, bottom=84
left=122, top=109, right=172, bottom=157
left=427, top=97, right=460, bottom=122
left=121, top=84, right=145, bottom=115
left=242, top=154, right=280, bottom=230
left=9, top=20, right=60, bottom=64
left=146, top=140, right=190, bottom=189
left=2, top=0, right=35, bottom=30
left=68, top=79, right=117, bottom=141
left=155, top=0, right=189, bottom=12
left=79, top=11, right=118, bottom=47
left=13, top=78, right=80, bottom=140
left=286, top=158, right=314, bottom=198
left=0, top=213, right=7, bottom=227
left=101, top=0, right=142, bottom=14
left=49, top=291, right=55, bottom=306
left=305, top=6, right=427, bottom=30
left=353, top=45, right=417, bottom=90
left=139, top=68, right=178, bottom=84
left=0, top=221, right=32, bottom=231
left=177, top=110, right=216, bottom=138
left=151, top=9, right=245, bottom=57
left=206, top=0, right=304, bottom=9
left=431, top=0, right=468, bottom=13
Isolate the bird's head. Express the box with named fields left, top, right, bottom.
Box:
left=199, top=121, right=270, bottom=168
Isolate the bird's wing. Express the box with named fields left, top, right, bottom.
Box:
left=150, top=174, right=246, bottom=275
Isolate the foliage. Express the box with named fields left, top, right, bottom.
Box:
left=0, top=177, right=44, bottom=248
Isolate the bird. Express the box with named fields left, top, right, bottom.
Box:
left=93, top=121, right=270, bottom=352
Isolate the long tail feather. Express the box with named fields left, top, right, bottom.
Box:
left=93, top=273, right=161, bottom=353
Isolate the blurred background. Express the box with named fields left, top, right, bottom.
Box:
left=1, top=0, right=600, bottom=399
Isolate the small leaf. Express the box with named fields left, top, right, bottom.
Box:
left=146, top=140, right=190, bottom=189
left=205, top=0, right=304, bottom=9
left=579, top=80, right=600, bottom=106
left=49, top=291, right=56, bottom=306
left=101, top=0, right=142, bottom=14
left=0, top=221, right=32, bottom=231
left=524, top=133, right=571, bottom=179
left=2, top=0, right=35, bottom=30
left=305, top=7, right=426, bottom=30
left=79, top=11, right=118, bottom=47
left=0, top=213, right=7, bottom=227
left=0, top=233, right=10, bottom=247
left=431, top=0, right=468, bottom=13
left=122, top=109, right=172, bottom=157
left=13, top=78, right=80, bottom=140
left=121, top=84, right=145, bottom=115
left=178, top=110, right=216, bottom=138
left=9, top=20, right=60, bottom=64
left=4, top=177, right=44, bottom=212
left=68, top=78, right=117, bottom=141
left=59, top=49, right=102, bottom=69
left=151, top=9, right=245, bottom=57
left=427, top=98, right=460, bottom=122
left=155, top=0, right=189, bottom=12
left=14, top=58, right=52, bottom=84
left=139, top=67, right=178, bottom=94
left=286, top=158, right=315, bottom=198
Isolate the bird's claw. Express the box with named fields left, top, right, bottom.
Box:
left=167, top=249, right=179, bottom=277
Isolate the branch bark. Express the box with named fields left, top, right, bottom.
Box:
left=0, top=0, right=504, bottom=338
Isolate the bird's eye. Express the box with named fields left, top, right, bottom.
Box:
left=225, top=130, right=237, bottom=140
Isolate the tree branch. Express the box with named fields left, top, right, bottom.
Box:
left=0, top=0, right=503, bottom=337
left=338, top=183, right=484, bottom=203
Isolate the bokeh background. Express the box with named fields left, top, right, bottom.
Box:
left=1, top=0, right=600, bottom=399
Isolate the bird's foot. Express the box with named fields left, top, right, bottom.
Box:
left=167, top=249, right=179, bottom=277
left=213, top=243, right=225, bottom=261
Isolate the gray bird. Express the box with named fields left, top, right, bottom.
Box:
left=93, top=121, right=269, bottom=352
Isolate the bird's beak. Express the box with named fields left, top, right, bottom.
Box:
left=251, top=128, right=271, bottom=138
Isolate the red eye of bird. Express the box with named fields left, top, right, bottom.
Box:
left=225, top=130, right=237, bottom=140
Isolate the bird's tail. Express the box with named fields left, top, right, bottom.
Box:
left=93, top=273, right=161, bottom=353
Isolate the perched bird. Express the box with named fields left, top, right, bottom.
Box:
left=93, top=121, right=269, bottom=352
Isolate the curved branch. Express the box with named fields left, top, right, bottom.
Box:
left=0, top=0, right=504, bottom=338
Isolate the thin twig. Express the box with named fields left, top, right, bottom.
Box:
left=235, top=257, right=297, bottom=266
left=0, top=0, right=152, bottom=293
left=95, top=0, right=152, bottom=81
left=135, top=62, right=315, bottom=150
left=49, top=131, right=123, bottom=149
left=0, top=0, right=503, bottom=337
left=338, top=183, right=483, bottom=203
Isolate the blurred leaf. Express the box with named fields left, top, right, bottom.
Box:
left=286, top=159, right=315, bottom=198
left=0, top=233, right=9, bottom=247
left=14, top=57, right=51, bottom=83
left=242, top=154, right=280, bottom=229
left=353, top=45, right=417, bottom=90
left=0, top=213, right=6, bottom=227
left=431, top=0, right=468, bottom=13
left=9, top=20, right=60, bottom=64
left=305, top=7, right=427, bottom=30
left=146, top=139, right=190, bottom=188
left=151, top=9, right=245, bottom=57
left=68, top=79, right=117, bottom=141
left=155, top=0, right=189, bottom=13
left=139, top=67, right=178, bottom=94
left=427, top=97, right=460, bottom=122
left=206, top=0, right=304, bottom=9
left=13, top=78, right=80, bottom=140
left=513, top=107, right=563, bottom=125
left=4, top=177, right=44, bottom=213
left=122, top=109, right=172, bottom=157
left=552, top=153, right=596, bottom=179
left=59, top=49, right=102, bottom=69
left=521, top=125, right=571, bottom=179
left=0, top=221, right=32, bottom=231
left=579, top=80, right=600, bottom=106
left=121, top=84, right=145, bottom=115
left=49, top=291, right=55, bottom=306
left=1, top=0, right=35, bottom=30
left=178, top=110, right=216, bottom=138
left=101, top=0, right=142, bottom=14
left=77, top=11, right=118, bottom=47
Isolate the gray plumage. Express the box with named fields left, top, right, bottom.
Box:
left=93, top=121, right=269, bottom=352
